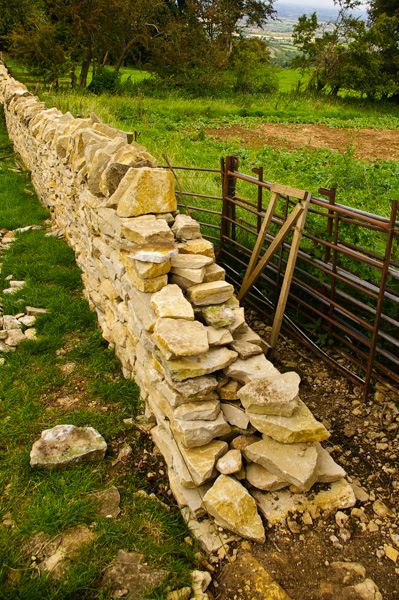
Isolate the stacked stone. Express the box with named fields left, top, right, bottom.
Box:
left=0, top=66, right=355, bottom=544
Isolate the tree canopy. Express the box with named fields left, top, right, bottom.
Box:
left=0, top=0, right=276, bottom=88
left=292, top=0, right=399, bottom=100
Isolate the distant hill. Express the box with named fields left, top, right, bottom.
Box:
left=275, top=1, right=368, bottom=22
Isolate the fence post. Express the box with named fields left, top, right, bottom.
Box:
left=363, top=200, right=398, bottom=401
left=220, top=155, right=239, bottom=250
left=319, top=187, right=336, bottom=333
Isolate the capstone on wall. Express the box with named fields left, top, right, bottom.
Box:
left=0, top=66, right=355, bottom=543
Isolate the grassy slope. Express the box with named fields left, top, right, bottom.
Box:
left=0, top=107, right=197, bottom=599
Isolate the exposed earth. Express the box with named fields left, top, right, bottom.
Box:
left=205, top=123, right=399, bottom=162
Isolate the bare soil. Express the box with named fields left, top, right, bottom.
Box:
left=205, top=123, right=399, bottom=161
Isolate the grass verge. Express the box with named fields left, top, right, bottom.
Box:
left=0, top=106, right=198, bottom=599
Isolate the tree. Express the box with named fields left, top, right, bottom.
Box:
left=292, top=0, right=399, bottom=99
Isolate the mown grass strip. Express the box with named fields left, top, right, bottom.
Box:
left=0, top=106, right=197, bottom=599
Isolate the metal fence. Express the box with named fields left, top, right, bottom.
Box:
left=163, top=158, right=399, bottom=400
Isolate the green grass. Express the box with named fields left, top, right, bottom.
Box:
left=0, top=106, right=198, bottom=599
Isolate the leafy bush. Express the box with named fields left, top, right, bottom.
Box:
left=88, top=69, right=121, bottom=94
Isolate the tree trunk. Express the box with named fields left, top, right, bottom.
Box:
left=114, top=39, right=134, bottom=71
left=70, top=71, right=77, bottom=89
left=79, top=59, right=90, bottom=88
left=98, top=51, right=109, bottom=73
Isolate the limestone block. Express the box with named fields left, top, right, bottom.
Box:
left=171, top=214, right=201, bottom=240
left=112, top=167, right=176, bottom=217
left=253, top=479, right=356, bottom=525
left=207, top=326, right=233, bottom=347
left=111, top=321, right=127, bottom=347
left=316, top=443, right=346, bottom=483
left=170, top=254, right=213, bottom=269
left=5, top=329, right=26, bottom=347
left=153, top=318, right=209, bottom=359
left=97, top=207, right=122, bottom=238
left=99, top=279, right=118, bottom=301
left=152, top=425, right=226, bottom=487
left=151, top=284, right=194, bottom=320
left=174, top=400, right=220, bottom=421
left=127, top=268, right=168, bottom=293
left=87, top=137, right=126, bottom=195
left=244, top=437, right=318, bottom=491
left=203, top=263, right=226, bottom=282
left=127, top=288, right=158, bottom=331
left=132, top=259, right=171, bottom=280
left=224, top=354, right=279, bottom=384
left=121, top=215, right=174, bottom=244
left=178, top=439, right=228, bottom=483
left=219, top=380, right=241, bottom=400
left=161, top=375, right=218, bottom=401
left=172, top=412, right=231, bottom=448
left=120, top=242, right=178, bottom=263
left=238, top=372, right=301, bottom=417
left=169, top=274, right=195, bottom=291
left=245, top=463, right=289, bottom=492
left=179, top=238, right=215, bottom=259
left=203, top=475, right=265, bottom=543
left=187, top=282, right=234, bottom=307
left=229, top=340, right=262, bottom=359
left=170, top=266, right=206, bottom=284
left=221, top=403, right=249, bottom=429
left=247, top=399, right=330, bottom=444
left=30, top=425, right=107, bottom=470
left=154, top=347, right=237, bottom=381
left=233, top=328, right=262, bottom=345
left=202, top=304, right=236, bottom=328
left=167, top=469, right=210, bottom=518
left=216, top=450, right=242, bottom=475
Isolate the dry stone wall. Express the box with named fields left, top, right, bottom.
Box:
left=0, top=66, right=355, bottom=543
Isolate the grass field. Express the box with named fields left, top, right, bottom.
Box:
left=40, top=84, right=399, bottom=223
left=0, top=107, right=198, bottom=599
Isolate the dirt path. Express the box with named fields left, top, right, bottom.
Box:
left=206, top=123, right=399, bottom=161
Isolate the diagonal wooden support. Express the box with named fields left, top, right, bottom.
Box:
left=237, top=201, right=304, bottom=302
left=269, top=191, right=312, bottom=355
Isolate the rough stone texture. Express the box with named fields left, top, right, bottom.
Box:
left=221, top=403, right=249, bottom=429
left=151, top=284, right=194, bottom=320
left=224, top=354, right=279, bottom=384
left=174, top=400, right=220, bottom=421
left=27, top=525, right=96, bottom=579
left=121, top=242, right=178, bottom=263
left=171, top=214, right=201, bottom=240
left=238, top=372, right=301, bottom=417
left=245, top=463, right=289, bottom=492
left=154, top=318, right=209, bottom=359
left=247, top=399, right=330, bottom=444
left=253, top=479, right=356, bottom=525
left=90, top=486, right=121, bottom=518
left=202, top=304, right=236, bottom=328
left=172, top=412, right=231, bottom=448
left=203, top=475, right=265, bottom=543
left=216, top=449, right=242, bottom=474
left=101, top=550, right=168, bottom=599
left=155, top=347, right=238, bottom=381
left=186, top=281, right=234, bottom=306
left=30, top=424, right=107, bottom=469
left=170, top=254, right=212, bottom=269
left=316, top=443, right=346, bottom=483
left=245, top=437, right=319, bottom=491
left=113, top=167, right=176, bottom=217
left=121, top=215, right=174, bottom=244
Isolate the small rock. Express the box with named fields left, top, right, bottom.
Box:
left=89, top=486, right=121, bottom=519
left=385, top=545, right=398, bottom=562
left=166, top=588, right=192, bottom=600
left=101, top=550, right=168, bottom=599
left=373, top=499, right=393, bottom=518
left=287, top=518, right=301, bottom=534
left=30, top=424, right=107, bottom=470
left=335, top=511, right=349, bottom=528
left=216, top=450, right=242, bottom=475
